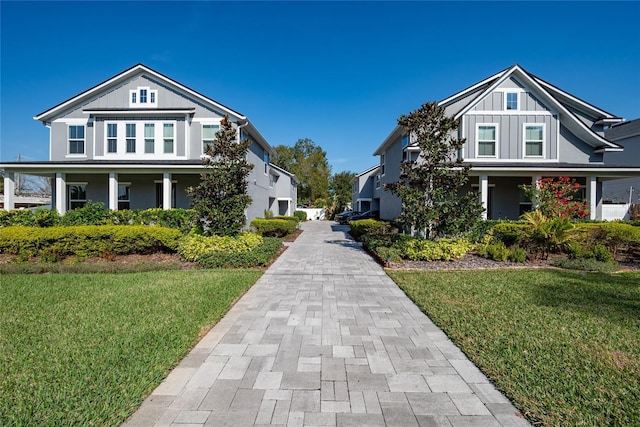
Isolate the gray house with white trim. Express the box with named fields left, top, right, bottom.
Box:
left=351, top=165, right=380, bottom=213
left=1, top=64, right=296, bottom=224
left=371, top=64, right=640, bottom=221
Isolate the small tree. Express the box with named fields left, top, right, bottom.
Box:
left=187, top=115, right=253, bottom=236
left=520, top=176, right=589, bottom=219
left=385, top=102, right=483, bottom=239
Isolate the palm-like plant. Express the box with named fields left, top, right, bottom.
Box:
left=522, top=210, right=574, bottom=259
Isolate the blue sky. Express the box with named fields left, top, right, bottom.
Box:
left=1, top=1, right=639, bottom=174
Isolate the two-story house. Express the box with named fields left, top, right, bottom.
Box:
left=1, top=64, right=296, bottom=223
left=371, top=64, right=640, bottom=221
left=351, top=165, right=380, bottom=213
left=603, top=118, right=640, bottom=205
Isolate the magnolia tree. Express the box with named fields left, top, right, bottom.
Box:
left=385, top=102, right=483, bottom=239
left=187, top=115, right=253, bottom=236
left=520, top=177, right=589, bottom=219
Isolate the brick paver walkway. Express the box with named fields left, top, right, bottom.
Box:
left=125, top=221, right=529, bottom=426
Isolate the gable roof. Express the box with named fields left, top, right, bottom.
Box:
left=34, top=63, right=245, bottom=122
left=375, top=64, right=623, bottom=155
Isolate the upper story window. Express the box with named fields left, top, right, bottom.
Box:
left=506, top=92, right=518, bottom=110
left=380, top=153, right=385, bottom=175
left=402, top=134, right=409, bottom=147
left=68, top=125, right=85, bottom=155
left=202, top=124, right=219, bottom=154
left=477, top=124, right=497, bottom=157
left=264, top=151, right=270, bottom=174
left=129, top=86, right=158, bottom=108
left=107, top=124, right=117, bottom=153
left=144, top=124, right=155, bottom=153
left=524, top=124, right=544, bottom=157
left=163, top=124, right=174, bottom=154
left=126, top=123, right=136, bottom=153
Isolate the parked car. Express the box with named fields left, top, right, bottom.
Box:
left=335, top=210, right=359, bottom=224
left=348, top=210, right=379, bottom=221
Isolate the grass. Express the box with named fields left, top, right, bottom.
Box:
left=1, top=269, right=262, bottom=426
left=387, top=269, right=640, bottom=426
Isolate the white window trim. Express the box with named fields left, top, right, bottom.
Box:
left=163, top=123, right=175, bottom=155
left=67, top=124, right=86, bottom=157
left=505, top=92, right=519, bottom=111
left=68, top=182, right=88, bottom=209
left=144, top=123, right=156, bottom=154
left=475, top=123, right=499, bottom=158
left=102, top=121, right=178, bottom=158
left=200, top=120, right=222, bottom=156
left=129, top=86, right=158, bottom=108
left=523, top=123, right=546, bottom=159
left=106, top=122, right=118, bottom=154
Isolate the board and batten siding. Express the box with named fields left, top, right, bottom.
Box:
left=463, top=114, right=558, bottom=160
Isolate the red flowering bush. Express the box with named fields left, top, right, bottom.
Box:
left=521, top=177, right=589, bottom=219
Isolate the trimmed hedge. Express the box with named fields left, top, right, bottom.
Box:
left=0, top=225, right=181, bottom=260
left=293, top=210, right=307, bottom=222
left=176, top=232, right=282, bottom=268
left=250, top=218, right=297, bottom=237
left=400, top=238, right=473, bottom=261
left=0, top=204, right=197, bottom=233
left=348, top=219, right=393, bottom=241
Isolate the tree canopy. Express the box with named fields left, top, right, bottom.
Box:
left=187, top=115, right=253, bottom=236
left=385, top=102, right=483, bottom=238
left=272, top=138, right=331, bottom=206
left=329, top=171, right=357, bottom=214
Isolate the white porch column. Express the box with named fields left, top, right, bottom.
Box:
left=55, top=172, right=66, bottom=214
left=531, top=175, right=542, bottom=210
left=479, top=175, right=489, bottom=220
left=163, top=172, right=172, bottom=210
left=587, top=175, right=597, bottom=220
left=108, top=173, right=118, bottom=211
left=3, top=172, right=15, bottom=211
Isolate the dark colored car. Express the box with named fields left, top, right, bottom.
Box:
left=335, top=210, right=359, bottom=224
left=348, top=210, right=379, bottom=221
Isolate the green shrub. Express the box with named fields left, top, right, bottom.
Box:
left=476, top=240, right=510, bottom=262
left=0, top=225, right=181, bottom=260
left=61, top=201, right=111, bottom=226
left=196, top=237, right=282, bottom=268
left=507, top=246, right=527, bottom=263
left=108, top=208, right=197, bottom=233
left=264, top=209, right=274, bottom=219
left=465, top=220, right=500, bottom=243
left=349, top=219, right=393, bottom=241
left=552, top=257, right=619, bottom=273
left=0, top=209, right=62, bottom=228
left=491, top=222, right=527, bottom=246
left=250, top=218, right=297, bottom=237
left=177, top=232, right=263, bottom=262
left=274, top=215, right=299, bottom=223
left=375, top=246, right=403, bottom=263
left=399, top=238, right=473, bottom=261
left=293, top=210, right=307, bottom=222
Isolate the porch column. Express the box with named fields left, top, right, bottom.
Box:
left=55, top=172, right=66, bottom=214
left=587, top=175, right=597, bottom=220
left=479, top=175, right=489, bottom=220
left=163, top=172, right=172, bottom=210
left=108, top=173, right=118, bottom=211
left=3, top=172, right=15, bottom=211
left=531, top=175, right=542, bottom=210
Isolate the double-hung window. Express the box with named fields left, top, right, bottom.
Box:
left=163, top=124, right=174, bottom=153
left=506, top=92, right=518, bottom=110
left=68, top=184, right=87, bottom=209
left=144, top=124, right=155, bottom=153
left=264, top=151, right=269, bottom=174
left=202, top=124, right=218, bottom=154
left=107, top=123, right=117, bottom=153
left=68, top=125, right=85, bottom=154
left=524, top=125, right=544, bottom=157
left=140, top=89, right=147, bottom=103
left=380, top=153, right=385, bottom=175
left=477, top=125, right=497, bottom=157
left=126, top=123, right=136, bottom=153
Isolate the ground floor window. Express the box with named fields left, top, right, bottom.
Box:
left=118, top=184, right=130, bottom=210
left=155, top=182, right=176, bottom=208
left=68, top=184, right=87, bottom=210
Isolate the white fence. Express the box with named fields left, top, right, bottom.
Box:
left=297, top=208, right=325, bottom=221
left=601, top=203, right=630, bottom=221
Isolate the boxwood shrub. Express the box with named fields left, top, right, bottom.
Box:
left=250, top=218, right=297, bottom=237
left=399, top=238, right=473, bottom=261
left=293, top=210, right=307, bottom=222
left=348, top=219, right=393, bottom=241
left=176, top=232, right=281, bottom=268
left=0, top=225, right=181, bottom=260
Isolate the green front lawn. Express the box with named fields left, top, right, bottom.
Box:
left=1, top=269, right=262, bottom=425
left=388, top=269, right=640, bottom=426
